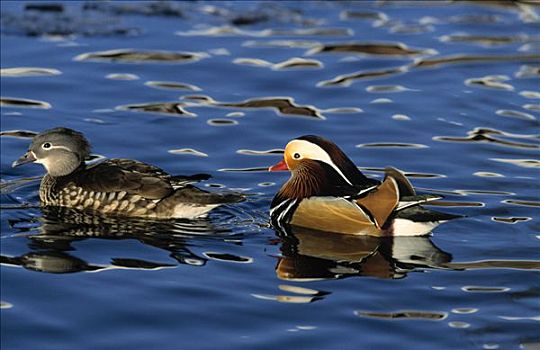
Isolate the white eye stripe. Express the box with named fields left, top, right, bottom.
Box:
left=289, top=140, right=353, bottom=186
left=47, top=145, right=73, bottom=152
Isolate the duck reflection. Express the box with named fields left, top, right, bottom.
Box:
left=276, top=225, right=452, bottom=281
left=1, top=206, right=232, bottom=274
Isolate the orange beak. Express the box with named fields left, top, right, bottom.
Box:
left=268, top=159, right=288, bottom=171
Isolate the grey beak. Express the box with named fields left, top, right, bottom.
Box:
left=12, top=151, right=37, bottom=168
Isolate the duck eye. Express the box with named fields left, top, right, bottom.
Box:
left=42, top=142, right=52, bottom=149
left=293, top=152, right=301, bottom=159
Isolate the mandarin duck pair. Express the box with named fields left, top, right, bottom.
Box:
left=11, top=128, right=460, bottom=236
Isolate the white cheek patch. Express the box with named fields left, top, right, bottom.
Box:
left=289, top=140, right=353, bottom=186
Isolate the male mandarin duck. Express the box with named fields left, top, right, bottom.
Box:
left=269, top=135, right=460, bottom=236
left=12, top=127, right=243, bottom=219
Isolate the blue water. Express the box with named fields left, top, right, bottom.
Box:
left=1, top=1, right=539, bottom=349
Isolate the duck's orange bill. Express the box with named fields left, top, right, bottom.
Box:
left=268, top=159, right=288, bottom=171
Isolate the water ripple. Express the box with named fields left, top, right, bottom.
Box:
left=0, top=67, right=61, bottom=77
left=355, top=310, right=448, bottom=321
left=74, top=49, right=208, bottom=63
left=307, top=42, right=435, bottom=56
left=0, top=97, right=51, bottom=109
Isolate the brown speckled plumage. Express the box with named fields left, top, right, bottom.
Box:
left=13, top=128, right=243, bottom=219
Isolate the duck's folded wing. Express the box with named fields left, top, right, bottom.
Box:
left=355, top=176, right=399, bottom=228
left=290, top=196, right=375, bottom=233
left=289, top=176, right=400, bottom=233
left=75, top=162, right=173, bottom=200
left=105, top=159, right=211, bottom=188
left=105, top=159, right=168, bottom=177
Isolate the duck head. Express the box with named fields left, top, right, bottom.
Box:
left=269, top=135, right=374, bottom=199
left=12, top=127, right=91, bottom=177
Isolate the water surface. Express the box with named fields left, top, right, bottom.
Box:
left=1, top=1, right=539, bottom=349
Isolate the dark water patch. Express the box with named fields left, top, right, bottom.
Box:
left=440, top=34, right=530, bottom=46
left=116, top=102, right=196, bottom=117
left=1, top=252, right=105, bottom=274
left=206, top=183, right=225, bottom=188
left=207, top=118, right=238, bottom=126
left=356, top=142, right=428, bottom=149
left=236, top=149, right=283, bottom=156
left=413, top=54, right=540, bottom=68
left=82, top=1, right=185, bottom=17
left=461, top=286, right=510, bottom=293
left=355, top=310, right=448, bottom=321
left=492, top=217, right=532, bottom=224
left=496, top=109, right=536, bottom=121
left=242, top=40, right=320, bottom=49
left=176, top=26, right=351, bottom=37
left=428, top=200, right=485, bottom=208
left=449, top=14, right=504, bottom=24
left=433, top=127, right=540, bottom=150
left=110, top=258, right=176, bottom=270
left=1, top=7, right=140, bottom=37
left=366, top=85, right=416, bottom=93
left=317, top=65, right=407, bottom=87
left=74, top=49, right=208, bottom=63
left=0, top=97, right=51, bottom=109
left=359, top=167, right=445, bottom=178
left=182, top=95, right=324, bottom=119
left=168, top=148, right=208, bottom=157
left=233, top=57, right=323, bottom=70
left=465, top=75, right=514, bottom=91
left=503, top=199, right=540, bottom=207
left=515, top=65, right=540, bottom=78
left=490, top=158, right=540, bottom=168
left=231, top=13, right=269, bottom=26
left=340, top=10, right=388, bottom=22
left=105, top=73, right=140, bottom=80
left=25, top=3, right=64, bottom=13
left=203, top=252, right=253, bottom=263
left=219, top=167, right=269, bottom=172
left=0, top=130, right=38, bottom=139
left=145, top=81, right=202, bottom=91
left=0, top=67, right=61, bottom=77
left=388, top=21, right=434, bottom=35
left=307, top=42, right=435, bottom=56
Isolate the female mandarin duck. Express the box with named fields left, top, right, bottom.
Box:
left=269, top=135, right=460, bottom=236
left=12, top=127, right=243, bottom=219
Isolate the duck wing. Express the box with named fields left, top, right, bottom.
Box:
left=74, top=159, right=174, bottom=200
left=287, top=176, right=400, bottom=234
